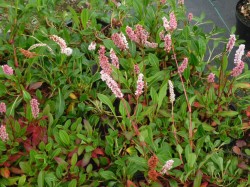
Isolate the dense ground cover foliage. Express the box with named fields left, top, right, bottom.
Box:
left=0, top=0, right=249, bottom=186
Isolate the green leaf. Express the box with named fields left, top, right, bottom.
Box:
left=222, top=54, right=228, bottom=72
left=68, top=179, right=77, bottom=187
left=157, top=81, right=168, bottom=111
left=68, top=6, right=80, bottom=28
left=150, top=87, right=158, bottom=104
left=56, top=89, right=65, bottom=119
left=83, top=119, right=93, bottom=136
left=187, top=153, right=197, bottom=168
left=80, top=9, right=89, bottom=29
left=119, top=99, right=130, bottom=117
left=38, top=170, right=45, bottom=187
left=128, top=156, right=148, bottom=171
left=97, top=93, right=116, bottom=115
left=99, top=170, right=117, bottom=181
left=22, top=90, right=31, bottom=102
left=18, top=175, right=26, bottom=186
left=193, top=170, right=202, bottom=187
left=59, top=130, right=70, bottom=146
left=6, top=96, right=22, bottom=117
left=218, top=111, right=238, bottom=117
left=148, top=53, right=159, bottom=69
left=19, top=162, right=31, bottom=174
left=103, top=39, right=116, bottom=50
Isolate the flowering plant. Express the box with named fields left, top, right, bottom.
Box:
left=0, top=0, right=249, bottom=186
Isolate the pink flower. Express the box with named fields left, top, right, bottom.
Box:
left=30, top=99, right=39, bottom=118
left=160, top=0, right=166, bottom=4
left=207, top=73, right=215, bottom=83
left=111, top=33, right=128, bottom=51
left=234, top=44, right=245, bottom=64
left=164, top=34, right=172, bottom=53
left=162, top=17, right=171, bottom=31
left=2, top=65, right=14, bottom=75
left=49, top=35, right=67, bottom=50
left=188, top=13, right=193, bottom=22
left=178, top=57, right=188, bottom=73
left=135, top=25, right=149, bottom=45
left=169, top=12, right=177, bottom=31
left=110, top=48, right=119, bottom=69
left=135, top=73, right=144, bottom=97
left=0, top=125, right=8, bottom=142
left=226, top=35, right=236, bottom=53
left=159, top=30, right=165, bottom=40
left=0, top=102, right=6, bottom=114
left=145, top=41, right=158, bottom=48
left=161, top=159, right=174, bottom=174
left=100, top=70, right=123, bottom=98
left=98, top=46, right=112, bottom=75
left=231, top=61, right=244, bottom=77
left=126, top=26, right=139, bottom=43
left=134, top=64, right=140, bottom=74
left=178, top=0, right=184, bottom=5
left=88, top=42, right=96, bottom=51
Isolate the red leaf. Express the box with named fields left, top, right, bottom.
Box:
left=0, top=167, right=10, bottom=178
left=201, top=182, right=208, bottom=187
left=29, top=82, right=43, bottom=90
left=232, top=146, right=241, bottom=155
left=127, top=180, right=137, bottom=187
left=9, top=167, right=23, bottom=174
left=91, top=148, right=105, bottom=158
left=236, top=140, right=247, bottom=147
left=193, top=101, right=202, bottom=108
left=246, top=106, right=250, bottom=117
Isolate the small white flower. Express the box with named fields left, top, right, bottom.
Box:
left=62, top=47, right=73, bottom=56
left=168, top=80, right=175, bottom=103
left=88, top=42, right=96, bottom=51
left=161, top=159, right=174, bottom=174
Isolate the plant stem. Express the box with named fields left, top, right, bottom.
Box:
left=171, top=45, right=193, bottom=147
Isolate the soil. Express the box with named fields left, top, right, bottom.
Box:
left=238, top=0, right=250, bottom=19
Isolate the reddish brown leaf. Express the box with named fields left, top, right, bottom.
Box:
left=9, top=167, right=23, bottom=174
left=200, top=182, right=208, bottom=187
left=238, top=162, right=248, bottom=170
left=91, top=148, right=105, bottom=158
left=127, top=180, right=137, bottom=187
left=193, top=101, right=202, bottom=108
left=1, top=167, right=10, bottom=178
left=246, top=106, right=250, bottom=117
left=232, top=146, right=241, bottom=155
left=29, top=82, right=43, bottom=90
left=236, top=140, right=247, bottom=148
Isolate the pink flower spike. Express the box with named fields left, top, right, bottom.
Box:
left=234, top=44, right=245, bottom=64
left=0, top=125, right=9, bottom=142
left=49, top=35, right=67, bottom=50
left=161, top=159, right=174, bottom=175
left=30, top=99, right=40, bottom=118
left=110, top=48, right=119, bottom=69
left=169, top=12, right=177, bottom=31
left=2, top=65, right=14, bottom=75
left=100, top=70, right=123, bottom=98
left=164, top=34, right=172, bottom=53
left=178, top=57, right=188, bottom=73
left=226, top=35, right=236, bottom=53
left=111, top=33, right=128, bottom=51
left=145, top=41, right=158, bottom=48
left=135, top=73, right=144, bottom=97
left=98, top=46, right=112, bottom=75
left=162, top=17, right=170, bottom=31
left=188, top=13, right=193, bottom=22
left=207, top=73, right=215, bottom=83
left=0, top=102, right=6, bottom=114
left=126, top=26, right=139, bottom=43
left=134, top=64, right=140, bottom=74
left=231, top=61, right=244, bottom=77
left=160, top=0, right=166, bottom=4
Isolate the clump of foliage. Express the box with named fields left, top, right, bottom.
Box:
left=0, top=0, right=249, bottom=186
